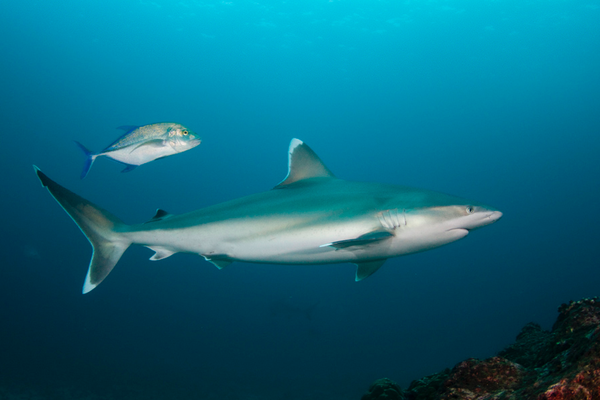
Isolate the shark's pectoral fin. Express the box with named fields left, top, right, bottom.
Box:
left=202, top=254, right=233, bottom=269
left=354, top=259, right=387, bottom=281
left=144, top=208, right=173, bottom=224
left=320, top=231, right=394, bottom=250
left=147, top=246, right=177, bottom=261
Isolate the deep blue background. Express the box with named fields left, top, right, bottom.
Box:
left=1, top=1, right=599, bottom=399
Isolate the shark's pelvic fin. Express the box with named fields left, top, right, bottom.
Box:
left=202, top=254, right=233, bottom=269
left=275, top=138, right=336, bottom=188
left=147, top=246, right=176, bottom=261
left=354, top=259, right=387, bottom=281
left=33, top=166, right=131, bottom=293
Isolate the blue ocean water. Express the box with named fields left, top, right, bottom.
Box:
left=1, top=0, right=599, bottom=398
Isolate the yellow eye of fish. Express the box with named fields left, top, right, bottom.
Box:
left=182, top=130, right=188, bottom=135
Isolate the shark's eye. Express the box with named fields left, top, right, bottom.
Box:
left=466, top=206, right=474, bottom=214
left=182, top=130, right=189, bottom=136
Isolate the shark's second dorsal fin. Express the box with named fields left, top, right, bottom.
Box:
left=144, top=208, right=173, bottom=224
left=274, top=139, right=335, bottom=189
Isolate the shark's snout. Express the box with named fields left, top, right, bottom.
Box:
left=488, top=211, right=503, bottom=222
left=459, top=209, right=503, bottom=232
left=476, top=210, right=503, bottom=229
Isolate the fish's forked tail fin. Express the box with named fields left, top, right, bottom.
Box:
left=74, top=141, right=97, bottom=179
left=34, top=166, right=131, bottom=293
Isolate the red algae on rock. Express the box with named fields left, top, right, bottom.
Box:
left=361, top=297, right=600, bottom=400
left=440, top=357, right=525, bottom=399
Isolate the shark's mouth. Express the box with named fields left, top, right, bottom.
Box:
left=447, top=228, right=470, bottom=237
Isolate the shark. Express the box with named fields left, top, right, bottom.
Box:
left=34, top=139, right=502, bottom=293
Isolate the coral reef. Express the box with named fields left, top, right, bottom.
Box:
left=361, top=378, right=403, bottom=400
left=362, top=297, right=600, bottom=400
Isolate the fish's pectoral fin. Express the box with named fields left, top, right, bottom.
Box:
left=202, top=254, right=233, bottom=270
left=274, top=139, right=336, bottom=188
left=320, top=231, right=394, bottom=250
left=121, top=164, right=138, bottom=173
left=144, top=208, right=173, bottom=224
left=147, top=246, right=177, bottom=261
left=129, top=139, right=166, bottom=154
left=354, top=259, right=387, bottom=281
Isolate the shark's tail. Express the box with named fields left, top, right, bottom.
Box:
left=34, top=166, right=131, bottom=293
left=74, top=141, right=97, bottom=179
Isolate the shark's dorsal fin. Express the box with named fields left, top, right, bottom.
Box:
left=274, top=139, right=335, bottom=188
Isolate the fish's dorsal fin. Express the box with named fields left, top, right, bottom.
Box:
left=144, top=208, right=173, bottom=224
left=116, top=125, right=139, bottom=133
left=275, top=139, right=335, bottom=189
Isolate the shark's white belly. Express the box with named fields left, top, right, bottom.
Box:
left=128, top=213, right=470, bottom=265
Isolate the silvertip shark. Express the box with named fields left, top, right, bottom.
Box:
left=34, top=138, right=502, bottom=293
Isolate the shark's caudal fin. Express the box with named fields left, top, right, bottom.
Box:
left=34, top=166, right=131, bottom=293
left=74, top=141, right=97, bottom=179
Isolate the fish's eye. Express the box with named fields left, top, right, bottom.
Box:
left=466, top=206, right=474, bottom=214
left=182, top=130, right=189, bottom=136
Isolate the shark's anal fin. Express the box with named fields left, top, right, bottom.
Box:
left=202, top=254, right=233, bottom=269
left=354, top=259, right=387, bottom=281
left=274, top=139, right=336, bottom=188
left=320, top=231, right=393, bottom=249
left=147, top=246, right=176, bottom=261
left=144, top=208, right=173, bottom=224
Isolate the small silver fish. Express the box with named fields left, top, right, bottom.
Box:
left=75, top=122, right=201, bottom=178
